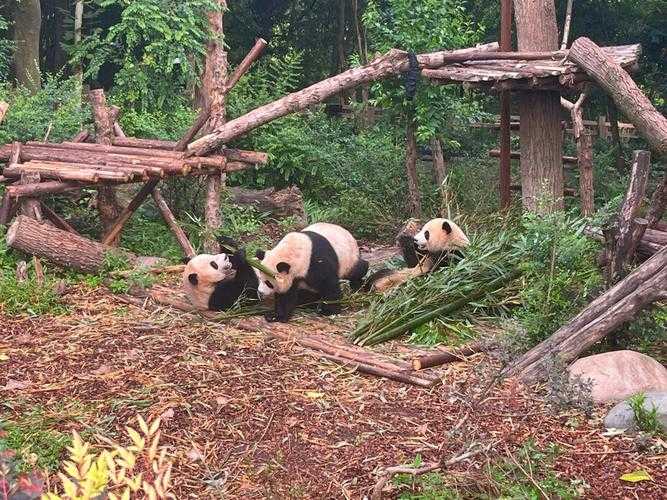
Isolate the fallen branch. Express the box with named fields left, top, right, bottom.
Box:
left=411, top=342, right=486, bottom=370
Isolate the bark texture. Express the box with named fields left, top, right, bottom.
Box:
left=513, top=0, right=564, bottom=213
left=12, top=0, right=41, bottom=92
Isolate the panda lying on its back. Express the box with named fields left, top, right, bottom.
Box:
left=364, top=218, right=470, bottom=292
left=182, top=236, right=259, bottom=311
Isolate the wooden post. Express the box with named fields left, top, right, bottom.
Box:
left=569, top=37, right=667, bottom=157
left=498, top=0, right=512, bottom=210
left=513, top=0, right=564, bottom=213
left=607, top=150, right=651, bottom=283
left=561, top=91, right=594, bottom=216
left=225, top=38, right=267, bottom=92
left=100, top=178, right=160, bottom=245
left=152, top=188, right=196, bottom=259
left=200, top=0, right=228, bottom=254
left=40, top=203, right=80, bottom=235
left=607, top=98, right=625, bottom=172
left=88, top=89, right=122, bottom=245
left=405, top=112, right=421, bottom=218
left=0, top=101, right=8, bottom=125
left=646, top=170, right=666, bottom=229
left=430, top=138, right=447, bottom=195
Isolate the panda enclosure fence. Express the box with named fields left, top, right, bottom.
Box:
left=1, top=7, right=666, bottom=383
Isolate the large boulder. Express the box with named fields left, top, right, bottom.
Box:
left=568, top=350, right=667, bottom=403
left=604, top=392, right=667, bottom=431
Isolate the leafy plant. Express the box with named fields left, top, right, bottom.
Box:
left=513, top=211, right=603, bottom=348
left=628, top=393, right=664, bottom=435
left=0, top=15, right=14, bottom=80
left=44, top=415, right=173, bottom=499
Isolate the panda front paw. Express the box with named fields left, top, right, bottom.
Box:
left=264, top=311, right=288, bottom=323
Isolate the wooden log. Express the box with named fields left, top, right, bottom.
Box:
left=227, top=186, right=306, bottom=220
left=20, top=171, right=42, bottom=220
left=187, top=43, right=499, bottom=156
left=646, top=170, right=666, bottom=228
left=0, top=101, right=8, bottom=125
left=643, top=228, right=667, bottom=246
left=10, top=161, right=134, bottom=181
left=411, top=343, right=485, bottom=370
left=568, top=37, right=667, bottom=157
left=501, top=246, right=667, bottom=380
left=112, top=137, right=177, bottom=150
left=174, top=107, right=211, bottom=152
left=113, top=122, right=126, bottom=138
left=607, top=150, right=651, bottom=282
left=6, top=215, right=137, bottom=273
left=36, top=141, right=182, bottom=158
left=430, top=138, right=448, bottom=204
left=70, top=130, right=90, bottom=143
left=152, top=188, right=196, bottom=259
left=5, top=164, right=101, bottom=183
left=0, top=194, right=13, bottom=226
left=40, top=203, right=80, bottom=235
left=101, top=178, right=161, bottom=245
left=223, top=148, right=269, bottom=164
left=225, top=37, right=268, bottom=92
left=6, top=181, right=84, bottom=198
left=489, top=149, right=577, bottom=164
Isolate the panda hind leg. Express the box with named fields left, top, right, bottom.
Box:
left=346, top=259, right=370, bottom=292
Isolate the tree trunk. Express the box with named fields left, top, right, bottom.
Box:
left=88, top=89, right=122, bottom=245
left=73, top=0, right=83, bottom=82
left=336, top=0, right=347, bottom=107
left=646, top=170, right=666, bottom=228
left=499, top=0, right=512, bottom=210
left=405, top=113, right=421, bottom=218
left=607, top=99, right=625, bottom=172
left=606, top=150, right=651, bottom=283
left=12, top=0, right=41, bottom=93
left=351, top=0, right=370, bottom=128
left=569, top=37, right=667, bottom=157
left=562, top=93, right=595, bottom=216
left=152, top=188, right=196, bottom=259
left=502, top=245, right=667, bottom=381
left=187, top=43, right=499, bottom=156
left=227, top=186, right=306, bottom=221
left=513, top=0, right=563, bottom=213
left=6, top=215, right=137, bottom=273
left=430, top=137, right=447, bottom=189
left=201, top=0, right=228, bottom=253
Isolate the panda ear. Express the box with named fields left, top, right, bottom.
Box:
left=188, top=273, right=198, bottom=285
left=255, top=249, right=266, bottom=260
left=442, top=221, right=452, bottom=234
left=181, top=256, right=191, bottom=264
left=276, top=262, right=291, bottom=274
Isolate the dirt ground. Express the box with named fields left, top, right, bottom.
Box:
left=1, top=285, right=666, bottom=499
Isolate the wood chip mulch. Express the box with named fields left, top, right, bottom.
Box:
left=0, top=287, right=665, bottom=499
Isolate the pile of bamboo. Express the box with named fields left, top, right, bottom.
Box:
left=0, top=140, right=268, bottom=199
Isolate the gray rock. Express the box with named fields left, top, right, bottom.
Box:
left=604, top=392, right=667, bottom=431
left=568, top=350, right=667, bottom=403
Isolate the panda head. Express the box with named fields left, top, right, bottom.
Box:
left=413, top=218, right=470, bottom=253
left=183, top=253, right=235, bottom=291
left=254, top=247, right=294, bottom=299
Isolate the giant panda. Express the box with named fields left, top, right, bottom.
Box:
left=255, top=222, right=369, bottom=322
left=364, top=218, right=470, bottom=292
left=182, top=237, right=259, bottom=311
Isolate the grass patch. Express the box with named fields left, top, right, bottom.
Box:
left=628, top=393, right=664, bottom=435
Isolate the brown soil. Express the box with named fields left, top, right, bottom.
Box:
left=0, top=286, right=665, bottom=499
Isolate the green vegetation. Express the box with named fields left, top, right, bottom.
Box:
left=628, top=393, right=664, bottom=435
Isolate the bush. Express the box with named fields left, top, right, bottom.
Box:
left=513, top=211, right=603, bottom=348
left=0, top=75, right=91, bottom=144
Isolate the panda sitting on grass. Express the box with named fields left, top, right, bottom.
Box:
left=182, top=236, right=260, bottom=311
left=364, top=218, right=470, bottom=292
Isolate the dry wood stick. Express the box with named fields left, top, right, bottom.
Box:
left=151, top=188, right=196, bottom=259
left=174, top=107, right=211, bottom=152
left=7, top=181, right=87, bottom=198
left=112, top=137, right=177, bottom=150
left=40, top=203, right=80, bottom=235
left=411, top=343, right=485, bottom=370
left=225, top=38, right=268, bottom=92
left=70, top=130, right=89, bottom=143
left=101, top=178, right=161, bottom=245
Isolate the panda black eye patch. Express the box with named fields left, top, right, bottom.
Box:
left=424, top=230, right=430, bottom=240
left=210, top=261, right=219, bottom=269
left=265, top=280, right=274, bottom=289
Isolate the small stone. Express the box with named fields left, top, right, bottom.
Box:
left=568, top=350, right=667, bottom=403
left=604, top=392, right=667, bottom=431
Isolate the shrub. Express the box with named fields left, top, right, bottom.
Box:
left=0, top=75, right=91, bottom=144
left=628, top=393, right=664, bottom=435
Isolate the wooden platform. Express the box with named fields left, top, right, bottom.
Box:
left=423, top=44, right=641, bottom=91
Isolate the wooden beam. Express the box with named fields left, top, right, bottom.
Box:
left=489, top=149, right=577, bottom=164
left=225, top=38, right=267, bottom=92
left=40, top=203, right=80, bottom=235
left=498, top=0, right=512, bottom=210
left=174, top=107, right=211, bottom=152
left=151, top=188, right=196, bottom=259
left=101, top=178, right=160, bottom=245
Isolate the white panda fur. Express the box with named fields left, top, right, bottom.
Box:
left=255, top=222, right=369, bottom=322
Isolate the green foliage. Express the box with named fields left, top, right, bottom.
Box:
left=0, top=15, right=14, bottom=80
left=628, top=393, right=664, bottom=435
left=118, top=215, right=183, bottom=261
left=69, top=0, right=220, bottom=110
left=612, top=306, right=667, bottom=364
left=513, top=211, right=603, bottom=348
left=363, top=0, right=485, bottom=142
left=0, top=75, right=91, bottom=144
left=484, top=440, right=580, bottom=499
left=115, top=104, right=196, bottom=140
left=0, top=414, right=71, bottom=473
